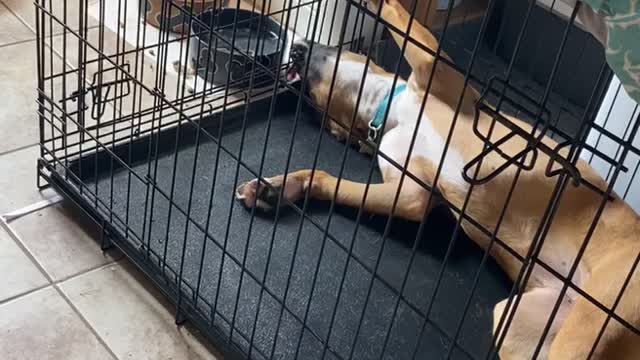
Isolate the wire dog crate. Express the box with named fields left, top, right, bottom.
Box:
left=36, top=0, right=640, bottom=359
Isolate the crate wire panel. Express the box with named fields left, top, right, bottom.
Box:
left=36, top=0, right=640, bottom=359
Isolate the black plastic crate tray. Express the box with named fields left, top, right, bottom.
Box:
left=49, top=92, right=511, bottom=360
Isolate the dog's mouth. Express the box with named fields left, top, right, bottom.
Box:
left=286, top=40, right=308, bottom=83
left=286, top=64, right=301, bottom=83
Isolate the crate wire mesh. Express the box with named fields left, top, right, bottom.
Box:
left=36, top=0, right=640, bottom=359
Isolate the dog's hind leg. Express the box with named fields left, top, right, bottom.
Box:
left=547, top=254, right=640, bottom=360
left=368, top=0, right=477, bottom=108
left=492, top=287, right=570, bottom=360
left=367, top=0, right=440, bottom=84
left=235, top=158, right=435, bottom=221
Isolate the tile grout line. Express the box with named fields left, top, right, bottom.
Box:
left=57, top=259, right=131, bottom=360
left=1, top=215, right=125, bottom=286
left=0, top=0, right=100, bottom=36
left=0, top=0, right=101, bottom=80
left=0, top=256, right=123, bottom=307
left=1, top=218, right=53, bottom=283
left=0, top=0, right=36, bottom=47
left=0, top=142, right=39, bottom=158
left=3, top=0, right=124, bottom=131
left=1, top=3, right=122, bottom=359
left=0, top=37, right=37, bottom=49
left=1, top=218, right=123, bottom=360
left=0, top=215, right=126, bottom=288
left=0, top=4, right=214, bottom=359
left=0, top=283, right=52, bottom=307
left=57, top=256, right=127, bottom=284
left=0, top=0, right=104, bottom=216
left=0, top=0, right=60, bottom=219
left=0, top=0, right=35, bottom=34
left=53, top=282, right=121, bottom=360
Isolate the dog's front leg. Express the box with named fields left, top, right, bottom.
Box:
left=235, top=160, right=434, bottom=221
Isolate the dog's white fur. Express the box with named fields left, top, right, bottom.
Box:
left=379, top=78, right=469, bottom=189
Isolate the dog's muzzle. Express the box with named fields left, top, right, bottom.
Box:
left=286, top=42, right=308, bottom=83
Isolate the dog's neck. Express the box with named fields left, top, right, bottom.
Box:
left=345, top=69, right=407, bottom=134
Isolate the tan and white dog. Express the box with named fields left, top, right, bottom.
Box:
left=235, top=0, right=640, bottom=358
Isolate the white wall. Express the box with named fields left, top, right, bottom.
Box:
left=581, top=76, right=640, bottom=211
left=268, top=0, right=382, bottom=47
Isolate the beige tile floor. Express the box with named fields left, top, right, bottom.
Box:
left=0, top=2, right=222, bottom=359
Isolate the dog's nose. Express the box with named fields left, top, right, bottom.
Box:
left=290, top=41, right=308, bottom=64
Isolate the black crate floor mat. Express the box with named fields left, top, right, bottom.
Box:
left=61, top=94, right=511, bottom=360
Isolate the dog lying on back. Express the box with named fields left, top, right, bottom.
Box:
left=236, top=0, right=640, bottom=358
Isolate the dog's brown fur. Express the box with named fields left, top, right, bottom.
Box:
left=237, top=0, right=640, bottom=358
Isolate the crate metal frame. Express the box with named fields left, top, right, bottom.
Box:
left=35, top=0, right=640, bottom=359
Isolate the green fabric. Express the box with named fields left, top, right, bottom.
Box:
left=581, top=0, right=640, bottom=103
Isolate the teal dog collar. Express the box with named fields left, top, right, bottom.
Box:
left=367, top=83, right=407, bottom=144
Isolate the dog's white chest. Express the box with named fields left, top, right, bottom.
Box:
left=335, top=61, right=466, bottom=188
left=379, top=91, right=467, bottom=189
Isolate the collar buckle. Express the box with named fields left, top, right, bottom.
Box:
left=367, top=118, right=382, bottom=143
left=359, top=82, right=407, bottom=156
left=357, top=119, right=382, bottom=155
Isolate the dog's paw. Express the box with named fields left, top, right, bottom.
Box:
left=365, top=0, right=382, bottom=12
left=235, top=176, right=306, bottom=211
left=365, top=0, right=395, bottom=12
left=235, top=178, right=276, bottom=210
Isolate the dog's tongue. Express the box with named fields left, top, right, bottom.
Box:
left=286, top=67, right=300, bottom=82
